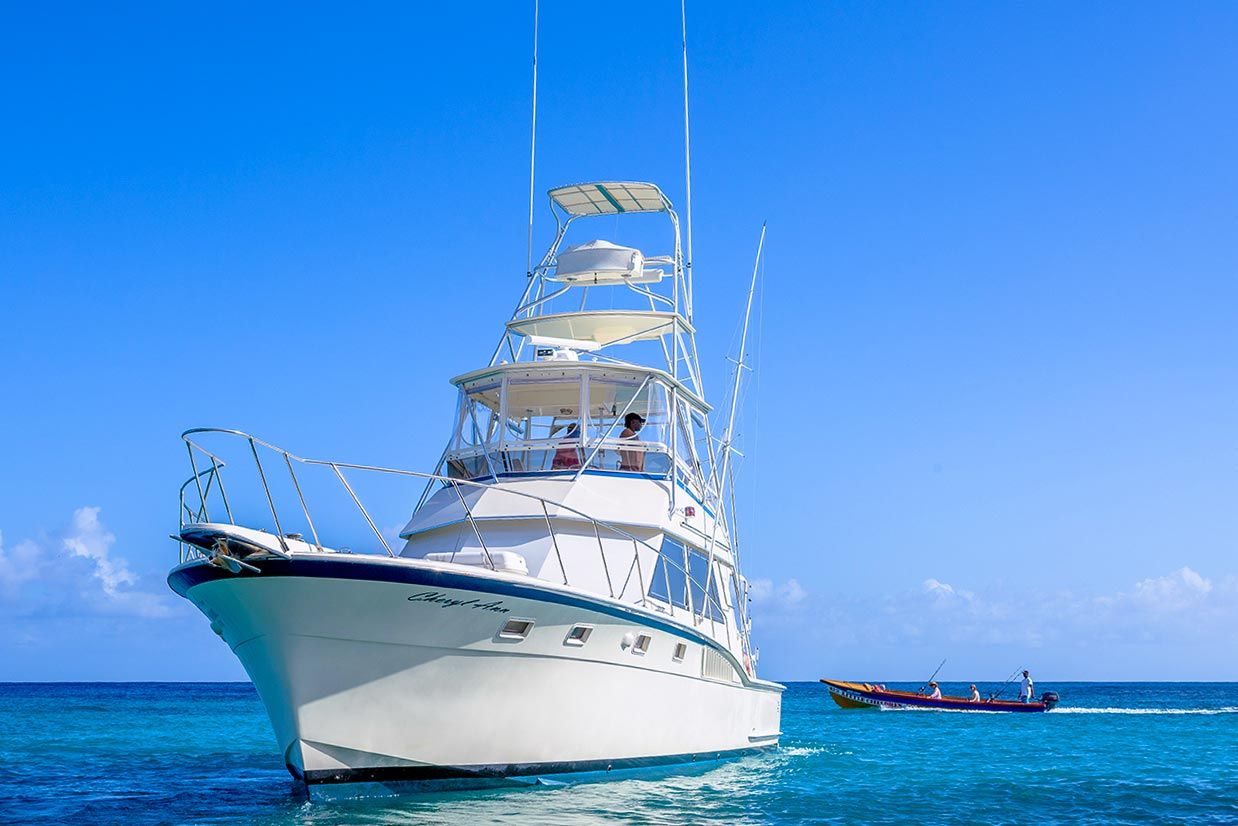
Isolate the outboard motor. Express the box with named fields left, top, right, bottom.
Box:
left=1040, top=691, right=1060, bottom=710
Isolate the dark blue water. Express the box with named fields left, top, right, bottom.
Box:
left=1, top=682, right=1236, bottom=824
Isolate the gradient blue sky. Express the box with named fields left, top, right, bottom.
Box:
left=2, top=2, right=1236, bottom=681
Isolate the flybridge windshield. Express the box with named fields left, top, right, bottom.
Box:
left=444, top=366, right=711, bottom=484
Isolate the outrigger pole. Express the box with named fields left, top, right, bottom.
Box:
left=716, top=222, right=766, bottom=492
left=704, top=224, right=763, bottom=653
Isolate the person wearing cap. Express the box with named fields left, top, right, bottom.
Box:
left=927, top=681, right=942, bottom=700
left=1020, top=670, right=1034, bottom=703
left=969, top=684, right=981, bottom=703
left=618, top=412, right=646, bottom=471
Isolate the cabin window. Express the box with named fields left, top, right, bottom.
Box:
left=633, top=633, right=651, bottom=655
left=564, top=625, right=593, bottom=646
left=648, top=537, right=690, bottom=609
left=648, top=538, right=724, bottom=621
left=673, top=642, right=687, bottom=662
left=499, top=618, right=535, bottom=640
left=688, top=549, right=724, bottom=622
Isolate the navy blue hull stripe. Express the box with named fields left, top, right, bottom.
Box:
left=168, top=557, right=775, bottom=691
left=296, top=744, right=773, bottom=786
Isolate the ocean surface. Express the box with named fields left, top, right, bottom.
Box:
left=1, top=682, right=1235, bottom=824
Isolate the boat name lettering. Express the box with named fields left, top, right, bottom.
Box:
left=407, top=591, right=510, bottom=613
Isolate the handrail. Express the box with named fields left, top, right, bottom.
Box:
left=177, top=427, right=729, bottom=622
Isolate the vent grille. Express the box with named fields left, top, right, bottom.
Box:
left=701, top=648, right=736, bottom=682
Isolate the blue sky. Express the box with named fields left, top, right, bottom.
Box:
left=2, top=1, right=1236, bottom=681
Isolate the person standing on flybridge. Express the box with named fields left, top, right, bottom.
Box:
left=1021, top=670, right=1034, bottom=703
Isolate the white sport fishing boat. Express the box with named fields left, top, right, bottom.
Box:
left=168, top=10, right=782, bottom=796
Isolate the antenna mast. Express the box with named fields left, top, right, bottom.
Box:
left=526, top=0, right=539, bottom=278
left=717, top=223, right=765, bottom=490
left=680, top=0, right=694, bottom=319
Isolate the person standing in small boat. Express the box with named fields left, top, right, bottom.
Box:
left=1021, top=670, right=1034, bottom=703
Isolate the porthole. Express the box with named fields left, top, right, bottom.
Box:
left=633, top=633, right=651, bottom=655
left=564, top=625, right=593, bottom=646
left=673, top=642, right=687, bottom=662
left=499, top=618, right=535, bottom=640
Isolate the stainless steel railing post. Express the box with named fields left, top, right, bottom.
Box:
left=452, top=481, right=495, bottom=570
left=592, top=521, right=615, bottom=599
left=330, top=463, right=393, bottom=557
left=541, top=500, right=568, bottom=585
left=249, top=438, right=290, bottom=555
left=186, top=443, right=210, bottom=524
left=284, top=453, right=322, bottom=551
left=632, top=538, right=648, bottom=608
left=210, top=457, right=235, bottom=525
left=199, top=466, right=217, bottom=522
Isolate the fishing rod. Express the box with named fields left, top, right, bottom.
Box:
left=988, top=665, right=1024, bottom=701
left=918, top=658, right=947, bottom=695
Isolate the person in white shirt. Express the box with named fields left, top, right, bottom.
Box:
left=1021, top=670, right=1034, bottom=703
left=969, top=684, right=981, bottom=703
left=927, top=681, right=942, bottom=700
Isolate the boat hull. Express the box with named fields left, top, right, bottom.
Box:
left=821, top=679, right=1055, bottom=712
left=169, top=554, right=783, bottom=792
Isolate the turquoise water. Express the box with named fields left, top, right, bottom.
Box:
left=1, top=682, right=1236, bottom=824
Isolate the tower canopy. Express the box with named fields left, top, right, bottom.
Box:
left=549, top=182, right=670, bottom=216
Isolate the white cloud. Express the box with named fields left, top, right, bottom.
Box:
left=922, top=578, right=974, bottom=602
left=1130, top=566, right=1212, bottom=611
left=62, top=507, right=136, bottom=597
left=753, top=566, right=1238, bottom=654
left=1, top=508, right=172, bottom=618
left=0, top=531, right=44, bottom=590
left=749, top=577, right=808, bottom=607
left=781, top=578, right=808, bottom=605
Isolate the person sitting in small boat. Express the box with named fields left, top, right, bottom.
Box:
left=927, top=681, right=942, bottom=699
left=1021, top=670, right=1034, bottom=703
left=969, top=684, right=981, bottom=703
